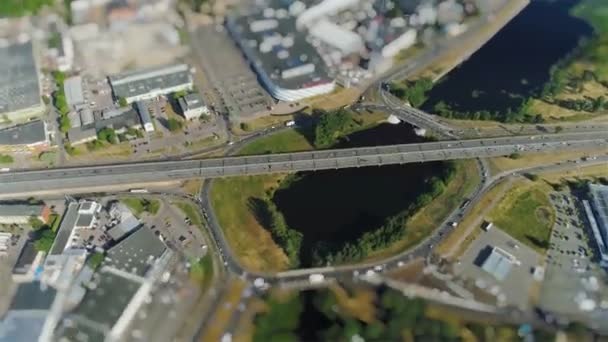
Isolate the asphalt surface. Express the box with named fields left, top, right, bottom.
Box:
left=0, top=132, right=605, bottom=195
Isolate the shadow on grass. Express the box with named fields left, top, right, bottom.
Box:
left=525, top=234, right=549, bottom=250
left=247, top=197, right=272, bottom=230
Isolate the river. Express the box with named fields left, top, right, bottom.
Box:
left=272, top=123, right=447, bottom=266
left=423, top=0, right=593, bottom=114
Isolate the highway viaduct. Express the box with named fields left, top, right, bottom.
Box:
left=0, top=132, right=605, bottom=196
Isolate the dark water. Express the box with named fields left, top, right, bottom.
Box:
left=422, top=0, right=593, bottom=113
left=272, top=123, right=446, bottom=266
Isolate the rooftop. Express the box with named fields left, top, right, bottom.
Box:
left=64, top=76, right=85, bottom=108
left=9, top=281, right=57, bottom=311
left=12, top=241, right=38, bottom=275
left=0, top=41, right=41, bottom=115
left=0, top=203, right=45, bottom=218
left=227, top=7, right=332, bottom=90
left=105, top=226, right=166, bottom=277
left=0, top=120, right=47, bottom=146
left=108, top=64, right=192, bottom=100
left=49, top=202, right=80, bottom=256
left=181, top=93, right=206, bottom=110
left=479, top=246, right=516, bottom=281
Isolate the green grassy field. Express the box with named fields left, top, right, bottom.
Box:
left=490, top=186, right=555, bottom=253
left=120, top=198, right=160, bottom=217
left=190, top=253, right=214, bottom=289
left=238, top=128, right=314, bottom=156
left=571, top=0, right=608, bottom=80
left=210, top=175, right=291, bottom=272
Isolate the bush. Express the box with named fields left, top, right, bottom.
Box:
left=86, top=139, right=104, bottom=151
left=390, top=78, right=433, bottom=107
left=118, top=97, right=128, bottom=107
left=167, top=118, right=183, bottom=132
left=33, top=228, right=56, bottom=253
left=314, top=109, right=353, bottom=148
left=0, top=154, right=14, bottom=164
left=97, top=127, right=117, bottom=144
left=240, top=122, right=251, bottom=131
left=508, top=153, right=522, bottom=159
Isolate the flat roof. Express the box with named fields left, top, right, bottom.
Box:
left=108, top=64, right=192, bottom=100
left=135, top=100, right=154, bottom=125
left=49, top=202, right=80, bottom=256
left=105, top=226, right=166, bottom=277
left=590, top=184, right=608, bottom=236
left=75, top=213, right=94, bottom=228
left=179, top=93, right=206, bottom=110
left=227, top=11, right=332, bottom=90
left=480, top=246, right=515, bottom=281
left=0, top=203, right=45, bottom=217
left=107, top=215, right=140, bottom=242
left=0, top=120, right=47, bottom=146
left=64, top=76, right=85, bottom=107
left=0, top=41, right=41, bottom=115
left=12, top=241, right=38, bottom=275
left=9, top=281, right=57, bottom=311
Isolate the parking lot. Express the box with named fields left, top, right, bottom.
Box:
left=539, top=191, right=608, bottom=325
left=454, top=226, right=543, bottom=310
left=144, top=197, right=208, bottom=260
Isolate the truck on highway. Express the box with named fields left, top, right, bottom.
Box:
left=129, top=188, right=149, bottom=193
left=309, top=274, right=325, bottom=284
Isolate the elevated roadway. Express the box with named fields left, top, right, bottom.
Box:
left=0, top=132, right=606, bottom=196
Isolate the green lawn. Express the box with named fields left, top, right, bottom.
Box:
left=174, top=201, right=204, bottom=229
left=189, top=254, right=214, bottom=289
left=490, top=187, right=555, bottom=253
left=210, top=175, right=290, bottom=272
left=238, top=128, right=314, bottom=156
left=120, top=198, right=160, bottom=217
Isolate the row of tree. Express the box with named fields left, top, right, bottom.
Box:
left=51, top=71, right=72, bottom=133
left=433, top=98, right=544, bottom=123
left=253, top=287, right=552, bottom=342
left=311, top=162, right=457, bottom=266
left=555, top=95, right=607, bottom=113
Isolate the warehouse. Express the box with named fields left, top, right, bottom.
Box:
left=583, top=184, right=608, bottom=267
left=108, top=64, right=193, bottom=104
left=0, top=203, right=50, bottom=225
left=0, top=41, right=44, bottom=122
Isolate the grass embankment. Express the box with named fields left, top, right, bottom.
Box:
left=174, top=200, right=204, bottom=229
left=211, top=174, right=291, bottom=272
left=366, top=160, right=480, bottom=261
left=238, top=128, right=314, bottom=156
left=529, top=0, right=608, bottom=122
left=487, top=147, right=607, bottom=175
left=120, top=197, right=160, bottom=217
left=490, top=185, right=555, bottom=253
left=189, top=253, right=214, bottom=289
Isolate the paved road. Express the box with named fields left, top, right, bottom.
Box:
left=0, top=132, right=605, bottom=195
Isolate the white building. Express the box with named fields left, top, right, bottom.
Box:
left=178, top=93, right=209, bottom=120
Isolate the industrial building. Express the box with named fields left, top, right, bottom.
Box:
left=583, top=184, right=608, bottom=267
left=64, top=76, right=86, bottom=109
left=0, top=40, right=44, bottom=122
left=479, top=246, right=519, bottom=281
left=108, top=64, right=193, bottom=104
left=226, top=12, right=335, bottom=102
left=0, top=203, right=50, bottom=225
left=67, top=107, right=144, bottom=145
left=135, top=100, right=156, bottom=132
left=0, top=120, right=49, bottom=150
left=56, top=226, right=171, bottom=341
left=178, top=93, right=209, bottom=120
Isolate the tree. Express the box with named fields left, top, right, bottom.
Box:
left=33, top=228, right=56, bottom=253
left=173, top=90, right=188, bottom=98
left=59, top=116, right=71, bottom=133
left=118, top=97, right=128, bottom=107
left=97, top=127, right=117, bottom=144
left=28, top=216, right=45, bottom=230
left=167, top=118, right=183, bottom=132
left=240, top=122, right=251, bottom=131
left=508, top=153, right=522, bottom=159
left=313, top=109, right=352, bottom=148
left=554, top=126, right=563, bottom=133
